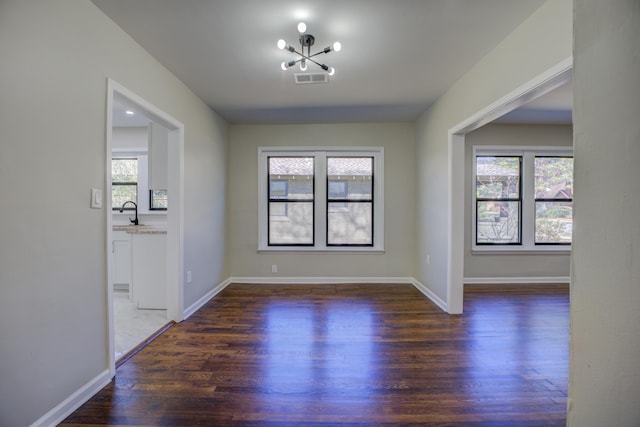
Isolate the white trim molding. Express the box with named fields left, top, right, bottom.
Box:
left=230, top=276, right=412, bottom=285
left=464, top=276, right=570, bottom=285
left=183, top=279, right=233, bottom=319
left=30, top=370, right=112, bottom=427
left=257, top=147, right=384, bottom=252
left=447, top=56, right=573, bottom=315
left=230, top=276, right=449, bottom=312
left=410, top=278, right=448, bottom=312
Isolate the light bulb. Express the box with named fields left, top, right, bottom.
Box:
left=332, top=41, right=342, bottom=52
left=281, top=62, right=288, bottom=71
left=300, top=60, right=307, bottom=71
left=328, top=67, right=336, bottom=76
left=277, top=39, right=286, bottom=49
left=297, top=22, right=307, bottom=33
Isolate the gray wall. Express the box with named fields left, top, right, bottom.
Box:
left=569, top=0, right=640, bottom=424
left=228, top=123, right=415, bottom=278
left=0, top=1, right=228, bottom=425
left=464, top=124, right=572, bottom=280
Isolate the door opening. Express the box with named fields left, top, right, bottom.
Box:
left=105, top=79, right=185, bottom=375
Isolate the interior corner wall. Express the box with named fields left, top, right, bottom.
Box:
left=569, top=0, right=640, bottom=425
left=228, top=123, right=415, bottom=279
left=414, top=0, right=572, bottom=302
left=0, top=1, right=228, bottom=425
left=464, top=124, right=573, bottom=280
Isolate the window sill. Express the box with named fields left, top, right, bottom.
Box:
left=258, top=247, right=384, bottom=254
left=113, top=211, right=167, bottom=216
left=472, top=246, right=571, bottom=255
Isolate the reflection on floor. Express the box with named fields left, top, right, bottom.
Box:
left=114, top=291, right=167, bottom=360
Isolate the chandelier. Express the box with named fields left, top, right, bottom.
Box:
left=277, top=22, right=341, bottom=76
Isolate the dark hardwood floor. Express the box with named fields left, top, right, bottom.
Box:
left=61, top=283, right=569, bottom=426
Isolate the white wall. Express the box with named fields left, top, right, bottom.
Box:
left=464, top=124, right=572, bottom=280
left=228, top=123, right=415, bottom=279
left=0, top=1, right=228, bottom=425
left=415, top=0, right=572, bottom=304
left=569, top=0, right=640, bottom=424
left=112, top=126, right=148, bottom=150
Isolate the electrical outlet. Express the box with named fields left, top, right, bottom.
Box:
left=186, top=270, right=192, bottom=283
left=426, top=254, right=431, bottom=265
left=271, top=264, right=278, bottom=274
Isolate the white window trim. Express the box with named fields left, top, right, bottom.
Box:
left=472, top=145, right=572, bottom=253
left=258, top=146, right=384, bottom=253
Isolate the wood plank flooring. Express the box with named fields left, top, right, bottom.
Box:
left=61, top=283, right=569, bottom=426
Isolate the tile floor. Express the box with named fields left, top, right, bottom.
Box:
left=114, top=291, right=167, bottom=360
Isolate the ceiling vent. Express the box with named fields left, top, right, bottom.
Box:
left=294, top=73, right=329, bottom=85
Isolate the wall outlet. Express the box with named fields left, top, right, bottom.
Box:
left=426, top=254, right=431, bottom=265
left=186, top=270, right=192, bottom=283
left=271, top=264, right=278, bottom=274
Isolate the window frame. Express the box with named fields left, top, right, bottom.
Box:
left=533, top=155, right=573, bottom=245
left=267, top=156, right=315, bottom=247
left=149, top=189, right=168, bottom=211
left=326, top=156, right=374, bottom=247
left=472, top=146, right=572, bottom=253
left=258, top=147, right=384, bottom=253
left=475, top=155, right=522, bottom=246
left=111, top=157, right=139, bottom=211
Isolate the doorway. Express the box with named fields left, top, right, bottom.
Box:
left=446, top=59, right=573, bottom=314
left=105, top=79, right=185, bottom=375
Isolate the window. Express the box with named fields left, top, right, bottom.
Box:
left=111, top=152, right=161, bottom=213
left=259, top=148, right=384, bottom=252
left=267, top=157, right=314, bottom=245
left=150, top=189, right=168, bottom=210
left=475, top=156, right=521, bottom=244
left=534, top=156, right=573, bottom=244
left=473, top=147, right=573, bottom=251
left=112, top=158, right=138, bottom=210
left=327, top=157, right=373, bottom=246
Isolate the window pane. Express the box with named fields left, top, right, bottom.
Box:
left=112, top=159, right=138, bottom=183
left=327, top=157, right=372, bottom=200
left=269, top=157, right=313, bottom=200
left=535, top=157, right=573, bottom=200
left=269, top=202, right=313, bottom=245
left=476, top=156, right=520, bottom=199
left=151, top=190, right=168, bottom=210
left=113, top=184, right=137, bottom=209
left=536, top=202, right=573, bottom=244
left=327, top=202, right=372, bottom=245
left=476, top=201, right=520, bottom=244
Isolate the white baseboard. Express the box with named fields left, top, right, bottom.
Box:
left=183, top=278, right=233, bottom=319
left=30, top=369, right=112, bottom=427
left=410, top=278, right=448, bottom=312
left=464, top=276, right=570, bottom=285
left=229, top=276, right=415, bottom=285
left=229, top=276, right=449, bottom=313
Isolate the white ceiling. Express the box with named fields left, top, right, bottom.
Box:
left=93, top=0, right=571, bottom=125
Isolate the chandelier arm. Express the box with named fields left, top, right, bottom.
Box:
left=291, top=49, right=306, bottom=58
left=305, top=57, right=329, bottom=70
left=308, top=50, right=329, bottom=59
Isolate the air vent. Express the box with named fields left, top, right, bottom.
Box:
left=294, top=73, right=329, bottom=84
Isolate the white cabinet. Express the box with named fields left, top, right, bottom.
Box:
left=112, top=231, right=131, bottom=289
left=148, top=122, right=168, bottom=190
left=131, top=233, right=167, bottom=309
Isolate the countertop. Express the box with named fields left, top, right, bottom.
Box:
left=113, top=224, right=167, bottom=234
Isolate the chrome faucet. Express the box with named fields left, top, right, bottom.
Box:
left=119, top=201, right=139, bottom=225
